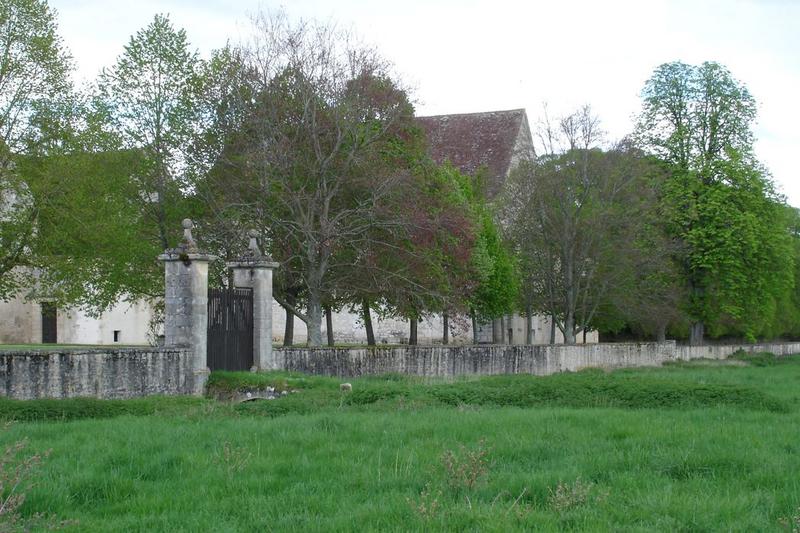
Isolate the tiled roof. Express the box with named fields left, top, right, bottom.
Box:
left=416, top=108, right=528, bottom=197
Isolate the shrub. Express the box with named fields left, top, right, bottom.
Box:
left=407, top=483, right=442, bottom=519
left=344, top=384, right=409, bottom=406
left=729, top=350, right=787, bottom=367
left=440, top=439, right=492, bottom=492
left=547, top=477, right=607, bottom=513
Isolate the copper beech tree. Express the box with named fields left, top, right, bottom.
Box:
left=202, top=14, right=481, bottom=346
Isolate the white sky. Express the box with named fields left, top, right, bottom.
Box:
left=50, top=0, right=800, bottom=205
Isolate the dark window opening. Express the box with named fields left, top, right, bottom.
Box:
left=113, top=330, right=121, bottom=343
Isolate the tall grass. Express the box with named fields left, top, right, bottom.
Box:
left=4, top=356, right=800, bottom=531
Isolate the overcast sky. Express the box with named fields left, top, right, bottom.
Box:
left=50, top=0, right=800, bottom=205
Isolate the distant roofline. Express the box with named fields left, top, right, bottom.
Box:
left=416, top=108, right=526, bottom=120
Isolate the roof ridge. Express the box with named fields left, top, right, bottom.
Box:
left=417, top=108, right=526, bottom=120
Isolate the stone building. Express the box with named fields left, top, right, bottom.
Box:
left=0, top=285, right=155, bottom=345
left=0, top=107, right=597, bottom=346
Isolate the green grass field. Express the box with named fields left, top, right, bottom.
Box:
left=4, top=353, right=800, bottom=531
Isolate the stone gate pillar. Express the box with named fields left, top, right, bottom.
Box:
left=227, top=230, right=279, bottom=371
left=159, top=219, right=217, bottom=394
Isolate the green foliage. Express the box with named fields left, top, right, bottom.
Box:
left=469, top=208, right=519, bottom=322
left=16, top=150, right=168, bottom=309
left=93, top=13, right=203, bottom=297
left=727, top=350, right=791, bottom=367
left=637, top=61, right=795, bottom=341
left=0, top=0, right=72, bottom=152
left=0, top=0, right=72, bottom=296
left=505, top=121, right=664, bottom=343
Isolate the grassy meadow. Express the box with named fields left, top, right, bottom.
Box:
left=3, top=352, right=800, bottom=531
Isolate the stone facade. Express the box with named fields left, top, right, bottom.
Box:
left=0, top=287, right=155, bottom=345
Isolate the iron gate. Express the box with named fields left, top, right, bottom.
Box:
left=207, top=287, right=253, bottom=371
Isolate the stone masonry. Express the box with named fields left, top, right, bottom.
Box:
left=158, top=219, right=216, bottom=394
left=227, top=230, right=279, bottom=371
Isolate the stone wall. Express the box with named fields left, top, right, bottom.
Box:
left=278, top=340, right=799, bottom=378
left=0, top=347, right=195, bottom=400
left=676, top=342, right=800, bottom=360
left=5, top=341, right=799, bottom=400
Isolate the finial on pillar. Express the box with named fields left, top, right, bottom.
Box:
left=181, top=219, right=198, bottom=253
left=247, top=229, right=262, bottom=258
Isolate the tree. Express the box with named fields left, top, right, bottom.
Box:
left=378, top=161, right=479, bottom=345
left=504, top=106, right=661, bottom=344
left=207, top=14, right=423, bottom=346
left=468, top=197, right=518, bottom=343
left=96, top=14, right=203, bottom=295
left=0, top=0, right=71, bottom=298
left=635, top=61, right=794, bottom=343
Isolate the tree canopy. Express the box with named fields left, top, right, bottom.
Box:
left=635, top=61, right=794, bottom=343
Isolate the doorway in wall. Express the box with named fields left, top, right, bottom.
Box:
left=41, top=303, right=57, bottom=344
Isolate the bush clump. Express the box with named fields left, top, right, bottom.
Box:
left=728, top=350, right=789, bottom=367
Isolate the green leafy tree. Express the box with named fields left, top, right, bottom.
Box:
left=206, top=14, right=421, bottom=346
left=636, top=61, right=794, bottom=343
left=97, top=13, right=202, bottom=256
left=0, top=0, right=71, bottom=298
left=378, top=161, right=479, bottom=345
left=504, top=107, right=661, bottom=345
left=468, top=198, right=518, bottom=343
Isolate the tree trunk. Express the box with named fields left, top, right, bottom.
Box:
left=492, top=318, right=501, bottom=343
left=689, top=280, right=705, bottom=346
left=525, top=305, right=533, bottom=344
left=442, top=313, right=449, bottom=345
left=471, top=310, right=478, bottom=344
left=656, top=322, right=667, bottom=343
left=689, top=321, right=704, bottom=346
left=582, top=328, right=587, bottom=344
left=564, top=312, right=576, bottom=345
left=306, top=292, right=323, bottom=347
left=325, top=305, right=334, bottom=347
left=283, top=305, right=294, bottom=347
left=362, top=300, right=375, bottom=346
left=409, top=318, right=418, bottom=345
left=549, top=314, right=556, bottom=345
